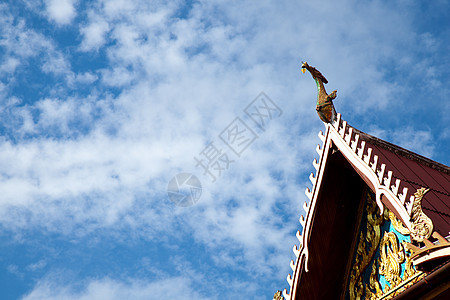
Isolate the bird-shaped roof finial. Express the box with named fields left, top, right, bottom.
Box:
left=301, top=61, right=337, bottom=123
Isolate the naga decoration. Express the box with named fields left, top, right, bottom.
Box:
left=409, top=188, right=433, bottom=243
left=301, top=61, right=337, bottom=123
left=379, top=232, right=406, bottom=290
left=377, top=232, right=419, bottom=297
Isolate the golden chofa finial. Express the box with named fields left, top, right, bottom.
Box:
left=301, top=61, right=337, bottom=123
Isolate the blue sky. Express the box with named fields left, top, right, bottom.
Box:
left=0, top=0, right=449, bottom=299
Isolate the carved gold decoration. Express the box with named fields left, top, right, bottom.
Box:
left=366, top=262, right=383, bottom=299
left=387, top=211, right=410, bottom=235
left=369, top=233, right=421, bottom=299
left=409, top=187, right=433, bottom=242
left=273, top=290, right=283, bottom=300
left=383, top=208, right=418, bottom=280
left=405, top=231, right=450, bottom=267
left=347, top=191, right=424, bottom=299
left=379, top=232, right=405, bottom=291
left=382, top=187, right=448, bottom=270
left=381, top=272, right=425, bottom=299
left=402, top=241, right=417, bottom=280
left=382, top=187, right=434, bottom=242
left=349, top=192, right=383, bottom=300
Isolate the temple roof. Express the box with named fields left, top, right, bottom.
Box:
left=353, top=127, right=450, bottom=238
left=283, top=114, right=450, bottom=300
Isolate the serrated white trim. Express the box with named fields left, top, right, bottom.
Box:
left=309, top=172, right=316, bottom=185
left=371, top=155, right=379, bottom=172
left=296, top=230, right=302, bottom=244
left=384, top=170, right=392, bottom=187
left=345, top=127, right=353, bottom=145
left=290, top=260, right=296, bottom=271
left=398, top=187, right=409, bottom=204
left=391, top=179, right=401, bottom=195
left=312, top=158, right=319, bottom=171
left=364, top=148, right=372, bottom=164
left=339, top=120, right=347, bottom=137
left=406, top=195, right=415, bottom=215
left=316, top=144, right=322, bottom=156
left=287, top=273, right=293, bottom=287
left=357, top=141, right=365, bottom=158
left=303, top=201, right=309, bottom=212
left=287, top=121, right=332, bottom=299
left=351, top=134, right=359, bottom=151
left=378, top=164, right=386, bottom=184
left=293, top=244, right=300, bottom=257
left=305, top=187, right=312, bottom=200
left=328, top=121, right=412, bottom=227
left=318, top=130, right=325, bottom=143
left=334, top=114, right=341, bottom=129
left=299, top=215, right=306, bottom=227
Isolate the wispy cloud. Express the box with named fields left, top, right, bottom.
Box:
left=21, top=276, right=209, bottom=300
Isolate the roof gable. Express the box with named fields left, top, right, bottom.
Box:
left=283, top=114, right=450, bottom=300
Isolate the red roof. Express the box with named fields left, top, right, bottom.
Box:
left=355, top=129, right=450, bottom=238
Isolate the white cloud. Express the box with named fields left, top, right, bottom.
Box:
left=74, top=72, right=98, bottom=84
left=7, top=264, right=24, bottom=278
left=27, top=260, right=47, bottom=272
left=36, top=98, right=75, bottom=129
left=0, top=7, right=75, bottom=89
left=0, top=57, right=20, bottom=74
left=44, top=0, right=77, bottom=25
left=101, top=67, right=135, bottom=87
left=0, top=16, right=51, bottom=58
left=41, top=52, right=72, bottom=76
left=0, top=0, right=434, bottom=262
left=367, top=125, right=435, bottom=159
left=0, top=2, right=436, bottom=232
left=391, top=127, right=435, bottom=159
left=21, top=276, right=210, bottom=300
left=79, top=18, right=110, bottom=51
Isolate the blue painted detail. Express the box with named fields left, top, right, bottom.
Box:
left=378, top=219, right=412, bottom=293
left=345, top=191, right=415, bottom=299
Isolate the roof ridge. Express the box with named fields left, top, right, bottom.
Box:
left=349, top=126, right=450, bottom=176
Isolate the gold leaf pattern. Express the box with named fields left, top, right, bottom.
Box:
left=349, top=192, right=383, bottom=300
left=379, top=232, right=405, bottom=291
left=348, top=191, right=421, bottom=299
left=410, top=188, right=433, bottom=242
